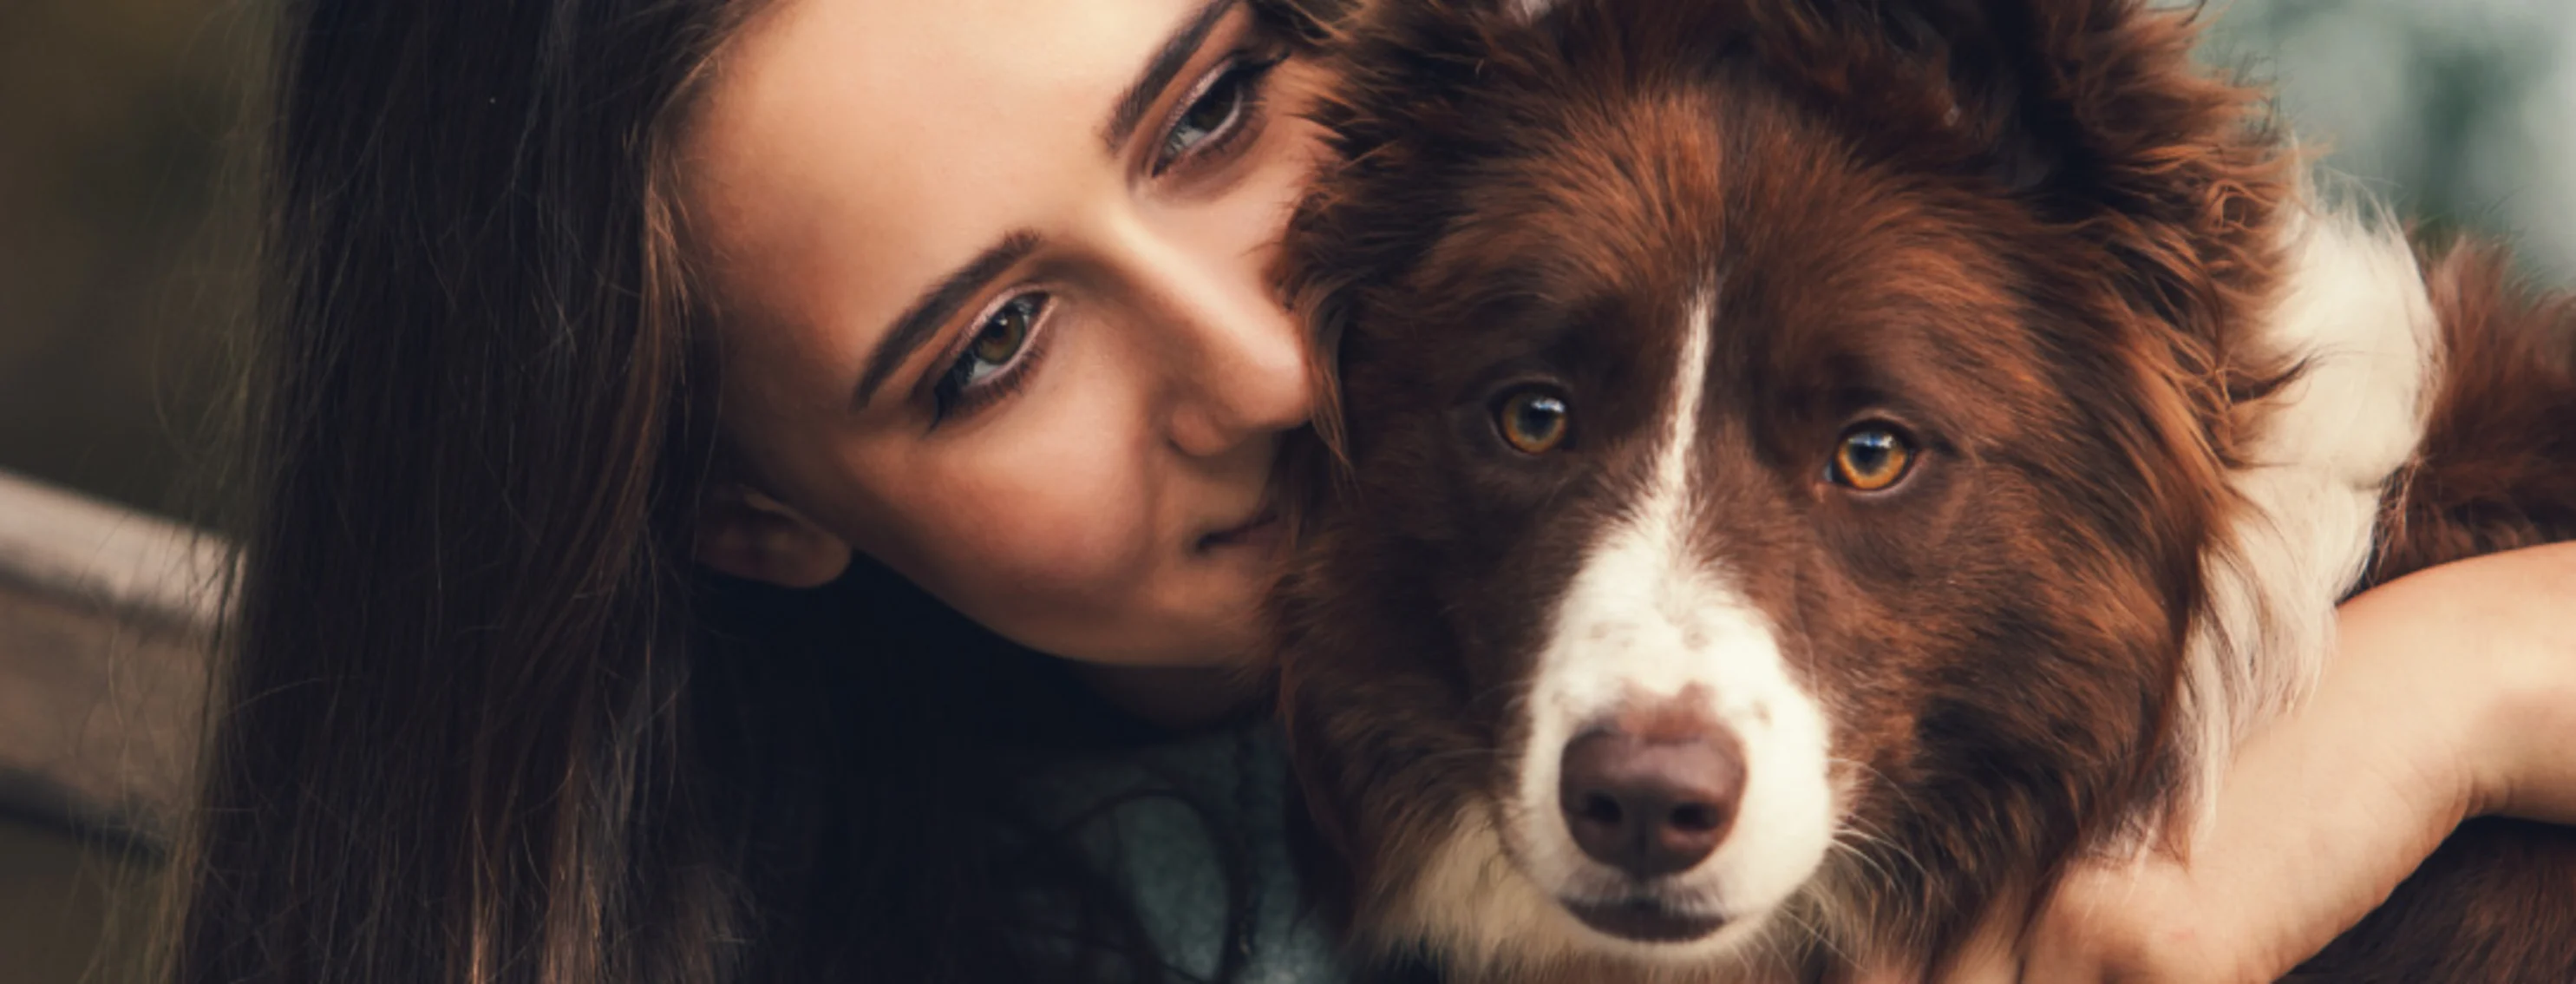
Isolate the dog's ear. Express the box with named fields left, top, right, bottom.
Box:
left=1762, top=0, right=2277, bottom=196
left=1757, top=0, right=2289, bottom=340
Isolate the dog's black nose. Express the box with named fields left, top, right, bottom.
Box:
left=1559, top=725, right=1745, bottom=879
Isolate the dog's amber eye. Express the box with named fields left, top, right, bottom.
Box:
left=1830, top=425, right=1913, bottom=491
left=1496, top=389, right=1571, bottom=454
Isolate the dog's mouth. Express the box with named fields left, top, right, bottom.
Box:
left=1560, top=895, right=1730, bottom=943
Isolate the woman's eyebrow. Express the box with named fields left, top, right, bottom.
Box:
left=853, top=0, right=1242, bottom=413
left=854, top=229, right=1042, bottom=410
left=1100, top=0, right=1243, bottom=153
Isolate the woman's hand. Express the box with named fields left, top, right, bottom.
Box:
left=1935, top=541, right=2576, bottom=983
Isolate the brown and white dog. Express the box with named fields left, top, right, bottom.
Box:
left=1268, top=0, right=2576, bottom=981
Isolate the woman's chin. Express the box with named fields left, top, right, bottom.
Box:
left=1071, top=663, right=1262, bottom=729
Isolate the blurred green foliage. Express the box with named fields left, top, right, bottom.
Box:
left=2201, top=0, right=2576, bottom=279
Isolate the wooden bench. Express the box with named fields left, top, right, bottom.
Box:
left=0, top=469, right=217, bottom=850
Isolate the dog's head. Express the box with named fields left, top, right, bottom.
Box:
left=1272, top=0, right=2292, bottom=973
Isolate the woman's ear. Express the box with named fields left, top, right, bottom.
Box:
left=693, top=483, right=853, bottom=588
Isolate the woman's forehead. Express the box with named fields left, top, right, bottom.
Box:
left=682, top=0, right=1237, bottom=372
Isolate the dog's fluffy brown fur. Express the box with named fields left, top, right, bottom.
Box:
left=1269, top=1, right=2576, bottom=981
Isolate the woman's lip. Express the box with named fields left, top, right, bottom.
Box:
left=1198, top=508, right=1281, bottom=551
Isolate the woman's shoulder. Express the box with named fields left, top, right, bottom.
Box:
left=1022, top=723, right=1355, bottom=984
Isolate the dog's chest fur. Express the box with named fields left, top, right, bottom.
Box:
left=1272, top=0, right=2576, bottom=981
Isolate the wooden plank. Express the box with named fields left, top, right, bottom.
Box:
left=0, top=471, right=224, bottom=633
left=0, top=470, right=220, bottom=846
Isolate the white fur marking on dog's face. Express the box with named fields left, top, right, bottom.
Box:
left=1396, top=288, right=1838, bottom=966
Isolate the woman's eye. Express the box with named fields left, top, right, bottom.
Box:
left=932, top=293, right=1045, bottom=419
left=1494, top=388, right=1572, bottom=455
left=1828, top=424, right=1916, bottom=491
left=969, top=301, right=1030, bottom=367
left=1155, top=56, right=1276, bottom=173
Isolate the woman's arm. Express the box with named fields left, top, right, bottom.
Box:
left=1945, top=540, right=2576, bottom=983
left=2453, top=541, right=2576, bottom=825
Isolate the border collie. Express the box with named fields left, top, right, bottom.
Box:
left=1270, top=0, right=2576, bottom=980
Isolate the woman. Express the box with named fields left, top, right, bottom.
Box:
left=171, top=0, right=2575, bottom=981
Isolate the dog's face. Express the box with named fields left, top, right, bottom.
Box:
left=1274, top=0, right=2287, bottom=972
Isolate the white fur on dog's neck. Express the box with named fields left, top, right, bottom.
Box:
left=2144, top=186, right=2443, bottom=855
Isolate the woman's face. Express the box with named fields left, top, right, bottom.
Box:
left=686, top=0, right=1323, bottom=669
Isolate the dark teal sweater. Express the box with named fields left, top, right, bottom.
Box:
left=1027, top=725, right=1353, bottom=983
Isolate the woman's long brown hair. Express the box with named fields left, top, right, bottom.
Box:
left=166, top=1, right=1245, bottom=981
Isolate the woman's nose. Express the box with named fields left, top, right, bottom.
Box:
left=1129, top=239, right=1314, bottom=459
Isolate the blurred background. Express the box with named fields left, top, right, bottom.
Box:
left=2210, top=0, right=2576, bottom=280
left=0, top=0, right=2570, bottom=980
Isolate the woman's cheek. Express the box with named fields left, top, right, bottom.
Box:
left=918, top=415, right=1161, bottom=611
